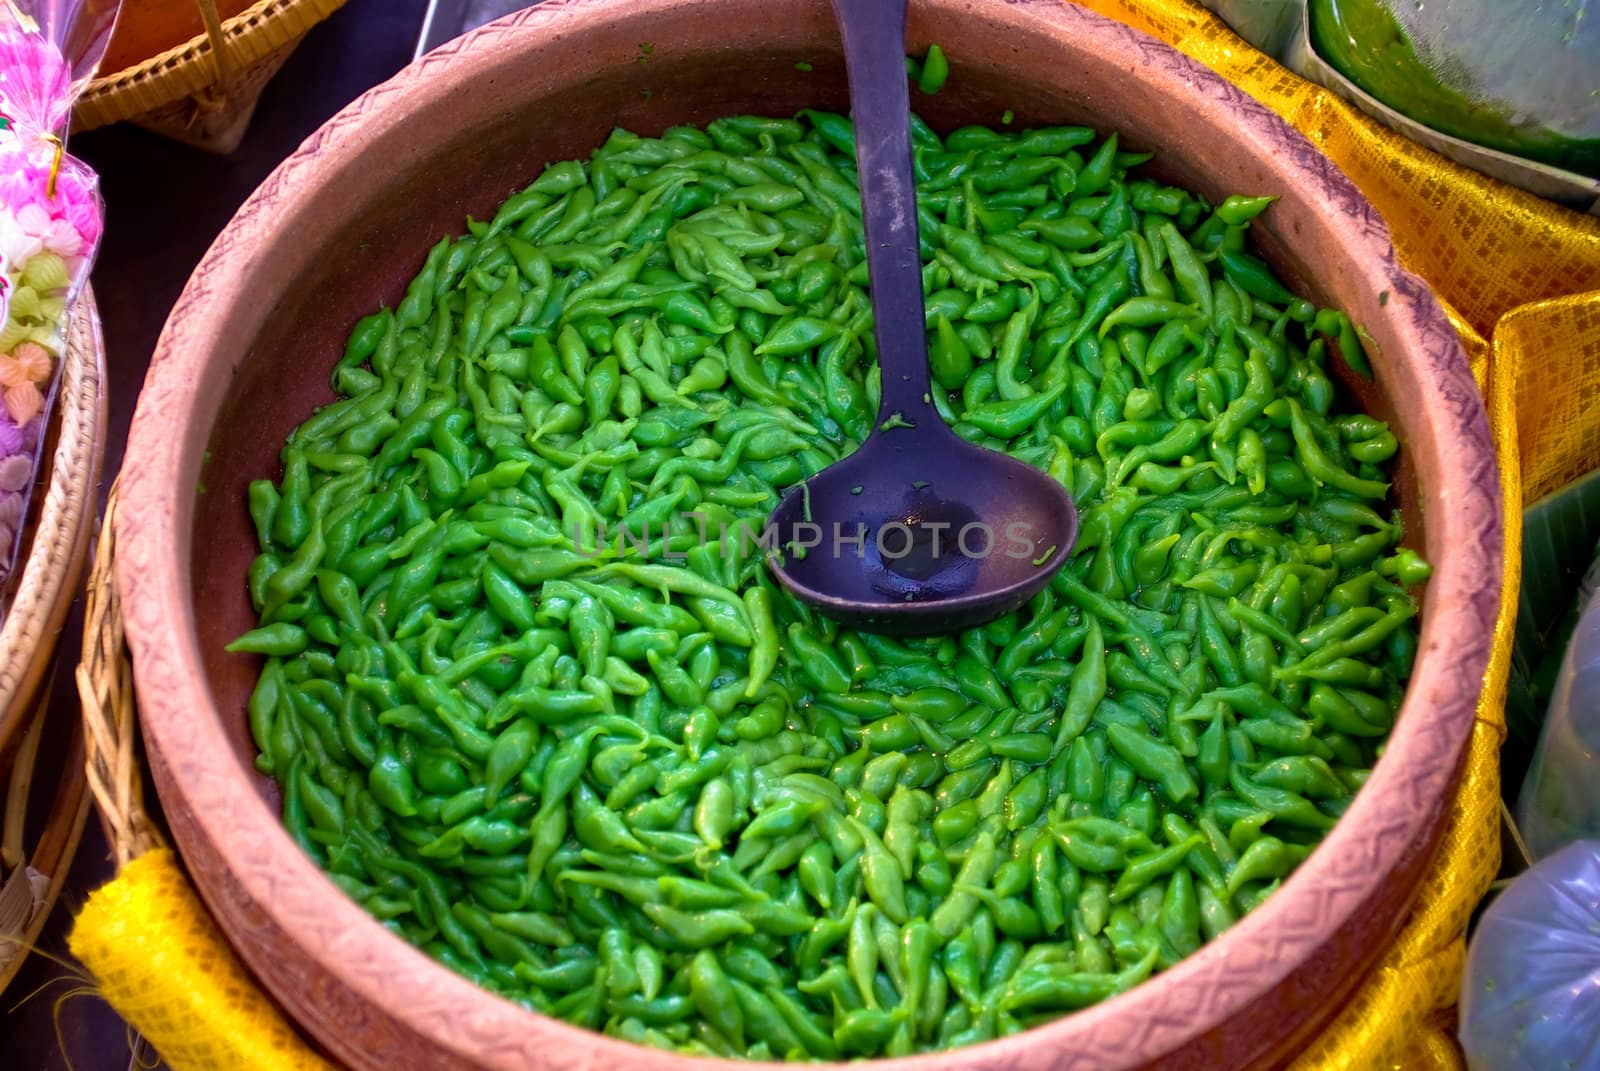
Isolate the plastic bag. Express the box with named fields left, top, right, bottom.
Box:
left=0, top=0, right=117, bottom=604
left=1459, top=839, right=1600, bottom=1071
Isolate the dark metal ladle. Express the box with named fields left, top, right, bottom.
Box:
left=766, top=0, right=1079, bottom=635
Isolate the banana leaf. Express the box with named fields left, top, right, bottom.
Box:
left=1506, top=468, right=1600, bottom=801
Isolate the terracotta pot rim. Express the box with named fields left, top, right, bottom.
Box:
left=117, top=1, right=1502, bottom=1068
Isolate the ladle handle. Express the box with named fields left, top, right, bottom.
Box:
left=830, top=0, right=941, bottom=432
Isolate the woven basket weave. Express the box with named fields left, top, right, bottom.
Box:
left=0, top=295, right=105, bottom=994
left=77, top=483, right=162, bottom=871
left=74, top=0, right=348, bottom=153
left=0, top=294, right=107, bottom=752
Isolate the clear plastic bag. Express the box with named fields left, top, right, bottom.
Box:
left=0, top=0, right=118, bottom=607
left=1460, top=839, right=1600, bottom=1071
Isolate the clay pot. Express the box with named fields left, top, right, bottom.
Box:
left=116, top=1, right=1501, bottom=1068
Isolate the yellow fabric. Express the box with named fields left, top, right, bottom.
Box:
left=1500, top=295, right=1600, bottom=504
left=67, top=849, right=335, bottom=1071
left=64, top=3, right=1599, bottom=1068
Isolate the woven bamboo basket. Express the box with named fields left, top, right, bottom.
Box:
left=74, top=0, right=348, bottom=154
left=76, top=485, right=162, bottom=872
left=0, top=294, right=106, bottom=994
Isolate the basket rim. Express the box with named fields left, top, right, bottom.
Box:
left=73, top=0, right=348, bottom=131
left=0, top=291, right=107, bottom=750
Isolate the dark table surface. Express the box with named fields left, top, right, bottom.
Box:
left=0, top=3, right=431, bottom=1066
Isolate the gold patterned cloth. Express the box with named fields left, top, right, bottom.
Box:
left=64, top=1, right=1600, bottom=1068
